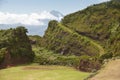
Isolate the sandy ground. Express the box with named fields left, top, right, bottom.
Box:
left=90, top=59, right=120, bottom=80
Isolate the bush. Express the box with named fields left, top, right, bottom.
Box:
left=55, top=56, right=80, bottom=67
left=0, top=48, right=6, bottom=64
left=100, top=52, right=113, bottom=60
left=34, top=53, right=80, bottom=66
left=79, top=55, right=102, bottom=72
left=33, top=47, right=102, bottom=72
left=0, top=27, right=34, bottom=68
left=33, top=47, right=80, bottom=67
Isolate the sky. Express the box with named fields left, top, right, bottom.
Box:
left=0, top=0, right=110, bottom=15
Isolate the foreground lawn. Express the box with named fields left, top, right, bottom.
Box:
left=0, top=65, right=90, bottom=80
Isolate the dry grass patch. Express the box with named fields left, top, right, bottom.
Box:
left=90, top=59, right=120, bottom=80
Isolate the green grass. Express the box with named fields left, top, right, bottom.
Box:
left=0, top=65, right=90, bottom=80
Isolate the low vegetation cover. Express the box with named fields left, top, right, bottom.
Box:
left=29, top=35, right=101, bottom=72
left=0, top=65, right=91, bottom=80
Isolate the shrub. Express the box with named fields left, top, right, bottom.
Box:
left=79, top=55, right=102, bottom=72
left=0, top=48, right=6, bottom=64
left=100, top=52, right=113, bottom=60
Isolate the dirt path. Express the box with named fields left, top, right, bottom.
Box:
left=90, top=59, right=120, bottom=80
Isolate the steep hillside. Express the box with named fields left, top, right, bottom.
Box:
left=43, top=0, right=120, bottom=60
left=61, top=0, right=120, bottom=57
left=29, top=0, right=120, bottom=72
left=0, top=27, right=34, bottom=68
left=44, top=20, right=100, bottom=56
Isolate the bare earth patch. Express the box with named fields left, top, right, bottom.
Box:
left=90, top=59, right=120, bottom=80
left=22, top=66, right=54, bottom=70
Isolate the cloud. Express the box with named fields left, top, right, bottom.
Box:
left=0, top=11, right=64, bottom=36
left=98, top=0, right=110, bottom=2
left=0, top=11, right=61, bottom=25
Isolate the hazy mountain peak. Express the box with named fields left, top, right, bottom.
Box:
left=50, top=10, right=64, bottom=20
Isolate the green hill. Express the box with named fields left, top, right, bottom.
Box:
left=40, top=0, right=120, bottom=71
left=44, top=20, right=102, bottom=56
left=43, top=0, right=120, bottom=58
left=61, top=0, right=120, bottom=57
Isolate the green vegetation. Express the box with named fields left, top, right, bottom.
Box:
left=0, top=0, right=119, bottom=75
left=0, top=65, right=91, bottom=80
left=0, top=27, right=34, bottom=68
left=31, top=45, right=101, bottom=72
left=0, top=1, right=119, bottom=80
left=33, top=47, right=79, bottom=67
left=43, top=20, right=100, bottom=56
left=38, top=0, right=120, bottom=72
left=43, top=0, right=120, bottom=59
left=61, top=0, right=120, bottom=57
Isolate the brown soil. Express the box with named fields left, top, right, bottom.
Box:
left=22, top=66, right=55, bottom=70
left=90, top=59, right=120, bottom=80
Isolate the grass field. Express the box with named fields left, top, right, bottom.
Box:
left=0, top=65, right=90, bottom=80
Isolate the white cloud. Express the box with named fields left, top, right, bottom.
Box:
left=0, top=11, right=61, bottom=25
left=98, top=0, right=110, bottom=2
left=103, top=0, right=110, bottom=1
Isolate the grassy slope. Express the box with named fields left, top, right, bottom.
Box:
left=59, top=23, right=105, bottom=55
left=44, top=21, right=100, bottom=56
left=0, top=65, right=90, bottom=80
left=90, top=59, right=120, bottom=80
left=61, top=0, right=120, bottom=56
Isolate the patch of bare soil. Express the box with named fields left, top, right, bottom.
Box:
left=90, top=59, right=120, bottom=80
left=22, top=66, right=55, bottom=70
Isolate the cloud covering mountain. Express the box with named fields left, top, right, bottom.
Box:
left=0, top=10, right=64, bottom=36
left=100, top=0, right=110, bottom=2
left=0, top=10, right=63, bottom=25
